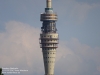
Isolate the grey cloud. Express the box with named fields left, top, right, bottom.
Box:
left=56, top=38, right=100, bottom=75
left=53, top=0, right=100, bottom=25
left=0, top=21, right=43, bottom=75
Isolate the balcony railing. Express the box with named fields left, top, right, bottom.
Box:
left=39, top=40, right=59, bottom=44
left=40, top=44, right=58, bottom=48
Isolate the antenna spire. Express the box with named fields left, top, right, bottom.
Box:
left=46, top=0, right=52, bottom=8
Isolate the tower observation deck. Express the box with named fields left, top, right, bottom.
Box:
left=39, top=0, right=59, bottom=75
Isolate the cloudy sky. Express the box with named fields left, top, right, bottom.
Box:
left=0, top=0, right=100, bottom=75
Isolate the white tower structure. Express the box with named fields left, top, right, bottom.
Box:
left=39, top=0, right=59, bottom=75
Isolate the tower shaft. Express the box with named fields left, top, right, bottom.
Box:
left=40, top=0, right=59, bottom=75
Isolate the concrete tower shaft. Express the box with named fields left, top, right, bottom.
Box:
left=40, top=0, right=59, bottom=75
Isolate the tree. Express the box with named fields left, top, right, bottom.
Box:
left=0, top=68, right=4, bottom=75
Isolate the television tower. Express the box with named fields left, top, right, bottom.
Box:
left=40, top=0, right=59, bottom=75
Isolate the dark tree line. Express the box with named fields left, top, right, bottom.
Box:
left=0, top=68, right=3, bottom=75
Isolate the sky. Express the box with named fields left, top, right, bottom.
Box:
left=0, top=0, right=100, bottom=75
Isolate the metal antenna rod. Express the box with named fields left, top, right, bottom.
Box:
left=46, top=0, right=52, bottom=8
